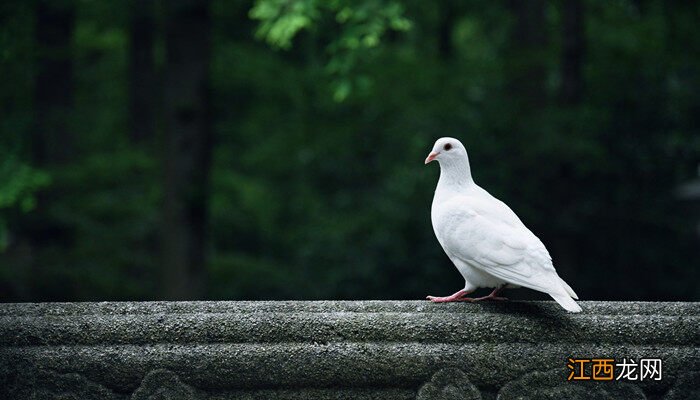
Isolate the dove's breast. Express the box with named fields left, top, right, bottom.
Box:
left=431, top=195, right=477, bottom=251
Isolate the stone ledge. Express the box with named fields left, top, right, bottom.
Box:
left=1, top=301, right=698, bottom=399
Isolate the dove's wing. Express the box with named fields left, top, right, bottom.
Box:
left=441, top=194, right=568, bottom=297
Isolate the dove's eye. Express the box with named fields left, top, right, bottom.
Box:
left=443, top=143, right=452, bottom=151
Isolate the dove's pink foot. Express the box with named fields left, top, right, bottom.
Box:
left=426, top=289, right=475, bottom=303
left=470, top=286, right=508, bottom=302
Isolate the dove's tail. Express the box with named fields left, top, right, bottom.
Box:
left=549, top=292, right=582, bottom=313
left=557, top=276, right=579, bottom=300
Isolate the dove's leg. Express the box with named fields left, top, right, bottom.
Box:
left=426, top=289, right=475, bottom=303
left=470, top=285, right=508, bottom=302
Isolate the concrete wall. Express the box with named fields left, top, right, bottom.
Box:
left=1, top=301, right=698, bottom=399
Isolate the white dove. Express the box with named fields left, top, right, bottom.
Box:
left=424, top=137, right=582, bottom=313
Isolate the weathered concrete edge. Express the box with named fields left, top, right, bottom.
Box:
left=1, top=301, right=699, bottom=399
left=2, top=301, right=698, bottom=347
left=1, top=311, right=698, bottom=346
left=1, top=300, right=698, bottom=316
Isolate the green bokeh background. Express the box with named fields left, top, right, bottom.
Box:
left=1, top=0, right=699, bottom=302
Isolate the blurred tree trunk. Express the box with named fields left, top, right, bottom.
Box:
left=128, top=0, right=156, bottom=143
left=437, top=1, right=455, bottom=60
left=26, top=0, right=76, bottom=301
left=33, top=0, right=75, bottom=165
left=161, top=0, right=212, bottom=300
left=506, top=0, right=548, bottom=109
left=559, top=0, right=585, bottom=105
left=553, top=0, right=586, bottom=283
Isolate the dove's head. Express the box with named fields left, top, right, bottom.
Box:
left=426, top=137, right=474, bottom=186
left=424, top=137, right=468, bottom=165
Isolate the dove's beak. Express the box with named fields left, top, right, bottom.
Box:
left=424, top=151, right=439, bottom=164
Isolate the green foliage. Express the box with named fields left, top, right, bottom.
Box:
left=250, top=0, right=411, bottom=101
left=250, top=0, right=411, bottom=50
left=0, top=160, right=49, bottom=212
left=0, top=157, right=50, bottom=250
left=0, top=1, right=47, bottom=252
left=250, top=0, right=320, bottom=49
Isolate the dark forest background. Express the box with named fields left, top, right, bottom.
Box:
left=1, top=0, right=699, bottom=302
